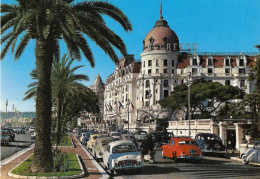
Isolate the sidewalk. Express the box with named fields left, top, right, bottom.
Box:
left=0, top=136, right=103, bottom=179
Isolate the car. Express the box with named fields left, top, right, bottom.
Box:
left=31, top=131, right=36, bottom=139
left=29, top=127, right=35, bottom=133
left=194, top=133, right=226, bottom=156
left=103, top=140, right=142, bottom=176
left=242, top=141, right=260, bottom=164
left=1, top=128, right=15, bottom=142
left=1, top=129, right=11, bottom=146
left=92, top=136, right=114, bottom=161
left=86, top=133, right=102, bottom=151
left=134, top=132, right=147, bottom=150
left=121, top=134, right=138, bottom=148
left=110, top=131, right=121, bottom=140
left=161, top=137, right=202, bottom=161
left=240, top=142, right=255, bottom=158
left=82, top=131, right=98, bottom=145
left=155, top=131, right=174, bottom=147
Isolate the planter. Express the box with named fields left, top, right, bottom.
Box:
left=245, top=135, right=251, bottom=143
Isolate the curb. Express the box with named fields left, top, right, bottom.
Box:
left=8, top=154, right=85, bottom=179
left=74, top=136, right=109, bottom=178
left=70, top=135, right=76, bottom=148
left=230, top=157, right=242, bottom=162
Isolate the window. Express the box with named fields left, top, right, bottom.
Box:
left=208, top=68, right=213, bottom=74
left=208, top=59, right=213, bottom=66
left=148, top=69, right=151, bottom=74
left=172, top=69, right=174, bottom=74
left=145, top=80, right=150, bottom=88
left=145, top=101, right=149, bottom=107
left=156, top=69, right=159, bottom=73
left=164, top=80, right=168, bottom=87
left=148, top=60, right=152, bottom=67
left=239, top=68, right=245, bottom=74
left=225, top=68, right=230, bottom=74
left=171, top=140, right=174, bottom=146
left=145, top=90, right=151, bottom=98
left=239, top=59, right=244, bottom=66
left=225, top=80, right=230, bottom=86
left=143, top=61, right=145, bottom=67
left=163, top=69, right=167, bottom=73
left=192, top=59, right=197, bottom=66
left=240, top=80, right=246, bottom=87
left=164, top=90, right=168, bottom=98
left=225, top=59, right=230, bottom=66
left=172, top=60, right=174, bottom=67
left=156, top=59, right=159, bottom=67
left=192, top=68, right=197, bottom=74
left=164, top=59, right=168, bottom=66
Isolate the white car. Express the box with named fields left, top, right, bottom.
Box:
left=103, top=140, right=142, bottom=176
left=110, top=132, right=121, bottom=140
left=29, top=127, right=35, bottom=133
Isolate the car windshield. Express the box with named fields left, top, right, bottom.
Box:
left=178, top=140, right=196, bottom=145
left=206, top=136, right=221, bottom=141
left=102, top=140, right=112, bottom=146
left=112, top=133, right=120, bottom=136
left=112, top=144, right=136, bottom=153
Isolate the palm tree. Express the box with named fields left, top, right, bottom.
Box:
left=25, top=54, right=90, bottom=145
left=1, top=0, right=132, bottom=172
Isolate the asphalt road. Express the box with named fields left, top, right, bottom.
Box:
left=88, top=148, right=260, bottom=179
left=0, top=133, right=33, bottom=161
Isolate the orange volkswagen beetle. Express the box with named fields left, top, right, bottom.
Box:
left=161, top=137, right=202, bottom=161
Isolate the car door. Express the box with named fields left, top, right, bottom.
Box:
left=164, top=139, right=174, bottom=158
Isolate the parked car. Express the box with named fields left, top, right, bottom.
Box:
left=31, top=131, right=36, bottom=139
left=92, top=136, right=114, bottom=161
left=242, top=141, right=260, bottom=164
left=161, top=137, right=202, bottom=161
left=240, top=142, right=255, bottom=158
left=1, top=128, right=15, bottom=142
left=103, top=140, right=142, bottom=176
left=1, top=129, right=11, bottom=146
left=155, top=131, right=174, bottom=147
left=121, top=134, right=138, bottom=148
left=110, top=131, right=121, bottom=140
left=134, top=132, right=147, bottom=150
left=29, top=127, right=35, bottom=133
left=194, top=133, right=226, bottom=156
left=82, top=131, right=98, bottom=145
left=86, top=133, right=102, bottom=151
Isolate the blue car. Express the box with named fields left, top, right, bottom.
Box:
left=82, top=131, right=97, bottom=146
left=242, top=141, right=260, bottom=164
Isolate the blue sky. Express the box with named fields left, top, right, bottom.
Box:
left=1, top=0, right=260, bottom=112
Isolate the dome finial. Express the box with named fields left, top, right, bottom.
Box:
left=160, top=0, right=163, bottom=19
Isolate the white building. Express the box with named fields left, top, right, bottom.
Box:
left=102, top=12, right=257, bottom=133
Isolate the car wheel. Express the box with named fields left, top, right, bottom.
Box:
left=242, top=156, right=249, bottom=164
left=240, top=154, right=245, bottom=159
left=161, top=150, right=165, bottom=159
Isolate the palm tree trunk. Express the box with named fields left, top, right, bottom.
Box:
left=56, top=92, right=63, bottom=145
left=31, top=38, right=54, bottom=173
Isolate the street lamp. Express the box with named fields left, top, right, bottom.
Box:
left=186, top=72, right=192, bottom=137
left=126, top=99, right=131, bottom=133
left=147, top=91, right=152, bottom=133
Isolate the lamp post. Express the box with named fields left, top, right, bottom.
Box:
left=147, top=92, right=152, bottom=133
left=186, top=72, right=192, bottom=137
left=126, top=99, right=131, bottom=133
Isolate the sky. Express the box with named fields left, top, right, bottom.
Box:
left=1, top=0, right=260, bottom=112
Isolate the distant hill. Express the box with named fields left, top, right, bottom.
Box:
left=1, top=112, right=35, bottom=120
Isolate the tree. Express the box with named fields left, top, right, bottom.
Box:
left=25, top=54, right=90, bottom=145
left=1, top=0, right=132, bottom=172
left=159, top=79, right=243, bottom=119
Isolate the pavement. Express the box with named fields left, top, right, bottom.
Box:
left=0, top=135, right=104, bottom=179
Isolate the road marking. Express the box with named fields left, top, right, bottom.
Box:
left=75, top=136, right=110, bottom=178
left=0, top=143, right=34, bottom=168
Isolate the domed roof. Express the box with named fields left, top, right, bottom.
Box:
left=143, top=17, right=179, bottom=51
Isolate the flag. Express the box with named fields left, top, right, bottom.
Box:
left=119, top=101, right=123, bottom=112
left=131, top=102, right=135, bottom=110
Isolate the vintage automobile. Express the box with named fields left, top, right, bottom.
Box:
left=92, top=136, right=114, bottom=161
left=161, top=137, right=202, bottom=161
left=121, top=134, right=138, bottom=148
left=1, top=129, right=11, bottom=146
left=110, top=131, right=121, bottom=140
left=194, top=133, right=226, bottom=156
left=155, top=131, right=174, bottom=148
left=103, top=140, right=142, bottom=176
left=242, top=141, right=260, bottom=164
left=86, top=133, right=102, bottom=151
left=2, top=128, right=15, bottom=142
left=240, top=142, right=255, bottom=158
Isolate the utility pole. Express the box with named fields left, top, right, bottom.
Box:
left=126, top=99, right=130, bottom=133
left=5, top=99, right=8, bottom=121
left=186, top=72, right=192, bottom=137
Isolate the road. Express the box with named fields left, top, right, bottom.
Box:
left=87, top=148, right=260, bottom=179
left=0, top=133, right=33, bottom=161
